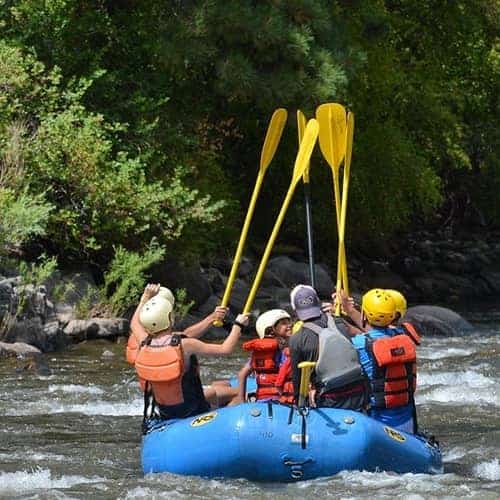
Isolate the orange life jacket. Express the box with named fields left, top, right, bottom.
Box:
left=134, top=334, right=185, bottom=406
left=366, top=325, right=420, bottom=409
left=126, top=329, right=148, bottom=364
left=400, top=322, right=422, bottom=345
left=243, top=338, right=294, bottom=403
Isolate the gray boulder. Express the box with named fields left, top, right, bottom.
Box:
left=64, top=318, right=129, bottom=342
left=0, top=341, right=41, bottom=357
left=267, top=256, right=334, bottom=297
left=3, top=318, right=69, bottom=352
left=404, top=305, right=474, bottom=337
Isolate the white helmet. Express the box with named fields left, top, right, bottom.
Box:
left=139, top=296, right=173, bottom=335
left=158, top=286, right=175, bottom=305
left=255, top=309, right=291, bottom=339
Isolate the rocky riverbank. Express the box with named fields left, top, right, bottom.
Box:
left=1, top=229, right=497, bottom=357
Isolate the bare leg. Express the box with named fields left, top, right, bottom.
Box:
left=210, top=379, right=232, bottom=388
left=203, top=384, right=239, bottom=408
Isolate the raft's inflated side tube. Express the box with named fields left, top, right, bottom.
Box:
left=141, top=404, right=442, bottom=481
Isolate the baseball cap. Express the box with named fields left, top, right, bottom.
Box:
left=290, top=284, right=322, bottom=320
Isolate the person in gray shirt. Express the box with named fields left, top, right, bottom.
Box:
left=288, top=285, right=367, bottom=410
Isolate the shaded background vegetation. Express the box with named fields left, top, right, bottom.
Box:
left=0, top=1, right=498, bottom=310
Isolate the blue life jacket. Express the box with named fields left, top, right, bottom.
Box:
left=351, top=326, right=418, bottom=430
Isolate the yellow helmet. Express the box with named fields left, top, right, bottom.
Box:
left=361, top=289, right=396, bottom=327
left=385, top=289, right=407, bottom=318
left=139, top=296, right=173, bottom=335
left=255, top=309, right=291, bottom=339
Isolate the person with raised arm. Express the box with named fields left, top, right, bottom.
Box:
left=129, top=283, right=249, bottom=420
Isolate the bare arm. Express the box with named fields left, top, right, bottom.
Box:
left=183, top=306, right=228, bottom=338
left=130, top=283, right=160, bottom=336
left=183, top=313, right=250, bottom=357
left=236, top=363, right=253, bottom=402
left=333, top=289, right=366, bottom=331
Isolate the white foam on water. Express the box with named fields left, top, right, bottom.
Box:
left=416, top=367, right=499, bottom=406
left=124, top=486, right=184, bottom=499
left=48, top=384, right=104, bottom=395
left=4, top=398, right=143, bottom=416
left=0, top=468, right=105, bottom=494
left=473, top=459, right=500, bottom=480
left=418, top=347, right=475, bottom=360
left=418, top=370, right=496, bottom=388
left=418, top=385, right=499, bottom=406
left=333, top=470, right=493, bottom=497
left=336, top=470, right=442, bottom=492
left=443, top=446, right=467, bottom=462
left=0, top=451, right=68, bottom=463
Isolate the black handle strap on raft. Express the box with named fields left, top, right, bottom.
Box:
left=142, top=381, right=157, bottom=435
left=267, top=401, right=273, bottom=419
left=284, top=458, right=313, bottom=467
left=301, top=411, right=307, bottom=449
left=283, top=457, right=313, bottom=480
left=297, top=406, right=309, bottom=449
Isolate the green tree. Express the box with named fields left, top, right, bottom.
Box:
left=0, top=0, right=498, bottom=269
left=0, top=40, right=225, bottom=266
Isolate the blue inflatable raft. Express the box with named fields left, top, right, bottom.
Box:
left=142, top=402, right=442, bottom=481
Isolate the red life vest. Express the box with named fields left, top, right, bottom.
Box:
left=243, top=337, right=280, bottom=372
left=242, top=338, right=294, bottom=403
left=274, top=347, right=294, bottom=404
left=134, top=334, right=185, bottom=406
left=366, top=324, right=421, bottom=409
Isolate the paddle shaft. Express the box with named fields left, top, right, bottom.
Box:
left=220, top=170, right=265, bottom=309
left=243, top=182, right=298, bottom=314
left=244, top=119, right=319, bottom=314
left=298, top=361, right=316, bottom=408
left=214, top=109, right=287, bottom=325
left=335, top=112, right=354, bottom=312
left=297, top=110, right=316, bottom=289
left=303, top=182, right=316, bottom=289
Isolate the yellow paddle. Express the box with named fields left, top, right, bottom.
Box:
left=297, top=110, right=316, bottom=288
left=335, top=112, right=354, bottom=314
left=297, top=110, right=309, bottom=183
left=298, top=361, right=316, bottom=408
left=214, top=108, right=287, bottom=326
left=316, top=103, right=348, bottom=314
left=243, top=118, right=320, bottom=314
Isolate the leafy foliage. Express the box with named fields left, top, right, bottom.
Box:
left=0, top=0, right=498, bottom=279
left=100, top=242, right=166, bottom=316
left=0, top=38, right=226, bottom=266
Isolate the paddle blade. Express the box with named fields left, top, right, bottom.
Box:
left=260, top=108, right=288, bottom=173
left=297, top=109, right=307, bottom=143
left=297, top=110, right=310, bottom=183
left=292, top=118, right=319, bottom=184
left=316, top=103, right=347, bottom=170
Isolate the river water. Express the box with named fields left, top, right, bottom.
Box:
left=1, top=310, right=499, bottom=499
